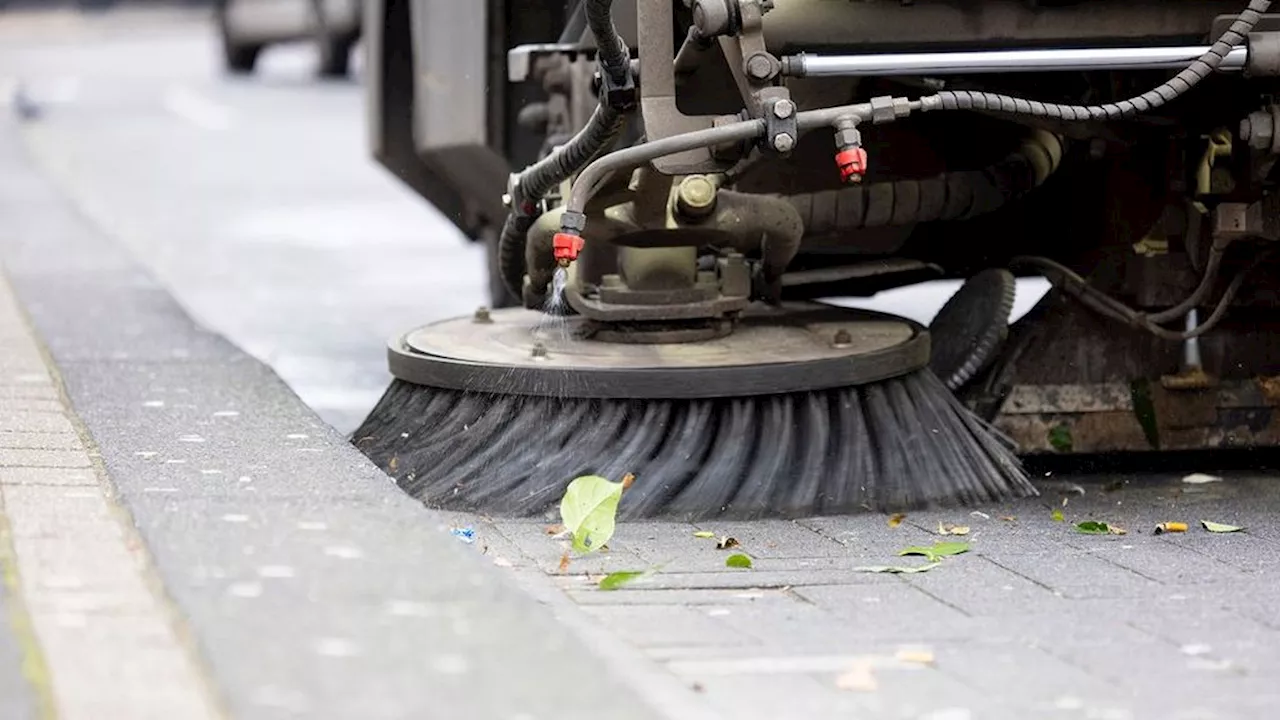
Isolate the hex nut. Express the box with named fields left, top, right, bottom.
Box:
left=746, top=54, right=774, bottom=80
left=772, top=132, right=795, bottom=153
left=772, top=99, right=795, bottom=119
left=473, top=306, right=492, bottom=323
left=834, top=126, right=862, bottom=149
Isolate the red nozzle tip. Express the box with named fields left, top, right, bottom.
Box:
left=835, top=147, right=868, bottom=183
left=553, top=232, right=585, bottom=263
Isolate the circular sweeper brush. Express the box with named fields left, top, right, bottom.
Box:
left=353, top=301, right=1035, bottom=521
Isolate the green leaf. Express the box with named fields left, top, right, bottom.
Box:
left=1201, top=520, right=1244, bottom=533
left=693, top=531, right=716, bottom=539
left=1075, top=521, right=1111, bottom=535
left=559, top=475, right=624, bottom=554
left=598, top=570, right=650, bottom=590
left=725, top=553, right=753, bottom=569
left=1051, top=508, right=1065, bottom=523
left=1047, top=424, right=1074, bottom=453
left=897, top=542, right=970, bottom=562
left=854, top=562, right=941, bottom=574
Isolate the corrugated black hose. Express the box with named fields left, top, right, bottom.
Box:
left=497, top=0, right=632, bottom=303
left=921, top=0, right=1271, bottom=120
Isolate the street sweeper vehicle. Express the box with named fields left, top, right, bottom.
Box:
left=355, top=0, right=1280, bottom=520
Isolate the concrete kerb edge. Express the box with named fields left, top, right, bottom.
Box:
left=0, top=261, right=234, bottom=719
left=0, top=497, right=57, bottom=720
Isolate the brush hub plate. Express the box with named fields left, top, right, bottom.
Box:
left=387, top=302, right=930, bottom=399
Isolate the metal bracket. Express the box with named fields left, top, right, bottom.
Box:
left=507, top=42, right=586, bottom=83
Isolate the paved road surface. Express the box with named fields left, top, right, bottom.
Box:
left=10, top=8, right=1280, bottom=720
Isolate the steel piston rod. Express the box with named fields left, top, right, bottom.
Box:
left=782, top=45, right=1250, bottom=77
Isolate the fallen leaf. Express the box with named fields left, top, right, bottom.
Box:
left=598, top=568, right=654, bottom=590
left=1051, top=509, right=1065, bottom=522
left=898, top=541, right=970, bottom=562
left=854, top=562, right=941, bottom=574
left=888, top=513, right=906, bottom=528
left=716, top=536, right=740, bottom=550
left=693, top=531, right=716, bottom=539
left=388, top=456, right=399, bottom=472
left=544, top=523, right=566, bottom=536
left=1000, top=515, right=1017, bottom=522
left=1153, top=521, right=1188, bottom=535
left=725, top=553, right=753, bottom=569
left=558, top=552, right=571, bottom=573
left=1182, top=473, right=1223, bottom=485
left=895, top=649, right=936, bottom=666
left=1074, top=521, right=1126, bottom=536
left=1201, top=520, right=1244, bottom=533
left=621, top=472, right=636, bottom=490
left=835, top=662, right=878, bottom=692
left=937, top=522, right=971, bottom=536
left=559, top=475, right=625, bottom=554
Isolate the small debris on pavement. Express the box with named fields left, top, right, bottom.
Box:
left=693, top=530, right=716, bottom=539
left=1000, top=515, right=1017, bottom=522
left=1051, top=509, right=1065, bottom=522
left=726, top=553, right=753, bottom=569
left=888, top=513, right=907, bottom=528
left=716, top=536, right=740, bottom=550
left=895, top=648, right=936, bottom=666
left=544, top=523, right=566, bottom=535
left=1103, top=478, right=1125, bottom=493
left=937, top=522, right=970, bottom=536
left=835, top=661, right=878, bottom=692
left=558, top=552, right=571, bottom=573
left=1075, top=521, right=1126, bottom=536
left=899, top=541, right=970, bottom=562
left=1182, top=473, right=1224, bottom=485
left=1181, top=643, right=1213, bottom=656
left=1153, top=521, right=1188, bottom=535
left=1201, top=520, right=1245, bottom=533
left=969, top=511, right=990, bottom=520
left=560, top=474, right=625, bottom=554
left=598, top=568, right=655, bottom=590
left=450, top=526, right=476, bottom=543
left=492, top=556, right=514, bottom=568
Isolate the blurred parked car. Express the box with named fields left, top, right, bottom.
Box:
left=214, top=0, right=361, bottom=77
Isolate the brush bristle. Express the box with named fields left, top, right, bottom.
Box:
left=351, top=371, right=1037, bottom=520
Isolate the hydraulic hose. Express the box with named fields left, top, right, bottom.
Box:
left=919, top=0, right=1271, bottom=121
left=497, top=0, right=634, bottom=302
left=788, top=131, right=1065, bottom=232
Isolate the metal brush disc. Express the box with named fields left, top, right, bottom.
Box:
left=387, top=302, right=930, bottom=399
left=928, top=268, right=1017, bottom=391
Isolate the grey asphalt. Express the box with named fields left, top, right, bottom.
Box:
left=4, top=7, right=1280, bottom=720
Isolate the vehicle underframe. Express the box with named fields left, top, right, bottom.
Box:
left=366, top=0, right=1280, bottom=456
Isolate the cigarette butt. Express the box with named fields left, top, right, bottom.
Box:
left=1154, top=521, right=1189, bottom=535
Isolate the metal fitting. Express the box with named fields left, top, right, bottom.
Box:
left=832, top=329, right=853, bottom=347
left=676, top=175, right=718, bottom=218
left=772, top=99, right=795, bottom=119
left=772, top=132, right=795, bottom=153
left=473, top=306, right=492, bottom=324
left=691, top=0, right=736, bottom=37
left=1240, top=105, right=1280, bottom=153
left=531, top=342, right=549, bottom=359
left=745, top=53, right=776, bottom=81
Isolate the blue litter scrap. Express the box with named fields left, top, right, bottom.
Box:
left=450, top=526, right=476, bottom=544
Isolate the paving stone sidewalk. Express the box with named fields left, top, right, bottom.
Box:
left=456, top=472, right=1280, bottom=720
left=0, top=270, right=221, bottom=719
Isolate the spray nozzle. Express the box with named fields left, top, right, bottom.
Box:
left=553, top=232, right=585, bottom=265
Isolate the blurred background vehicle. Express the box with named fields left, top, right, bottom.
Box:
left=215, top=0, right=360, bottom=77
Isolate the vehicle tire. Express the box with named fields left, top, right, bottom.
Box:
left=484, top=226, right=520, bottom=309
left=317, top=32, right=358, bottom=78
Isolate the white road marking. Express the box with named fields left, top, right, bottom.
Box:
left=162, top=84, right=233, bottom=131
